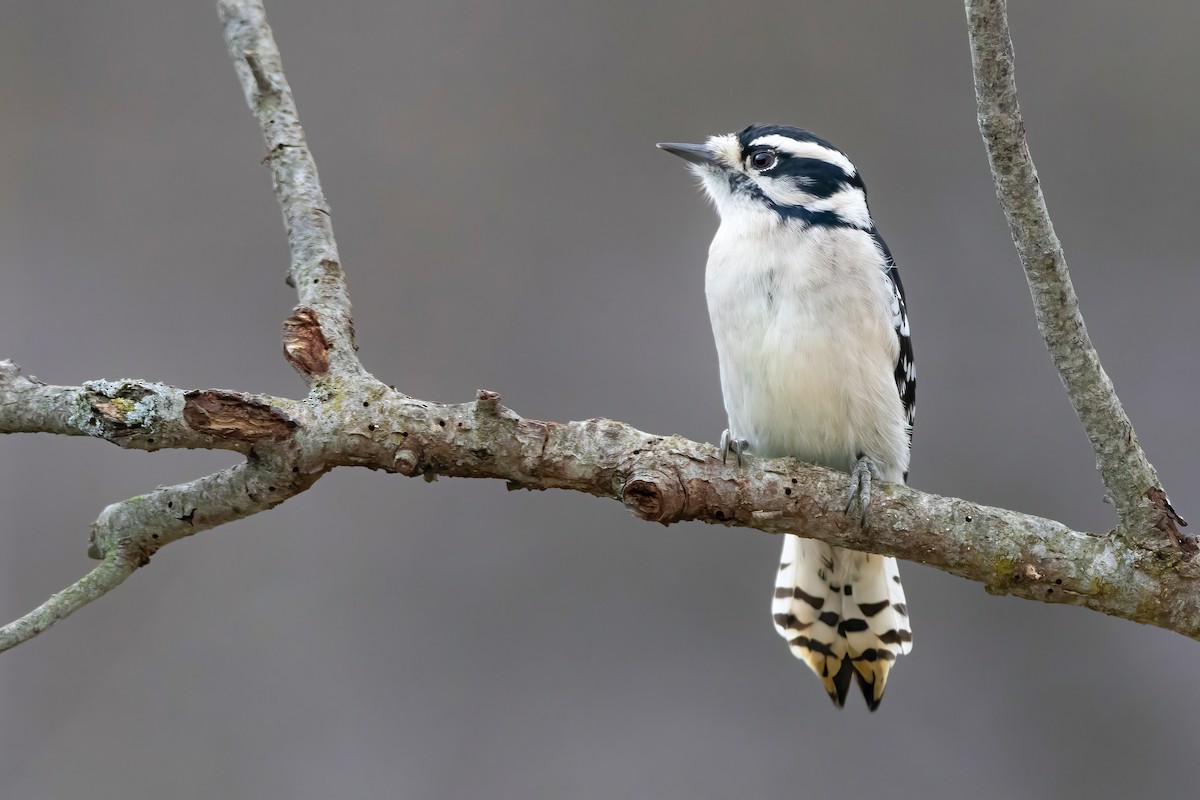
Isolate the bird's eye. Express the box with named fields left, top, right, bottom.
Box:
left=749, top=149, right=777, bottom=170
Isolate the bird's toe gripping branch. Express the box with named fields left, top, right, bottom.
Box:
left=845, top=454, right=881, bottom=527
left=720, top=429, right=750, bottom=466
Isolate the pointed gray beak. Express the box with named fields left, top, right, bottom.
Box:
left=656, top=141, right=720, bottom=167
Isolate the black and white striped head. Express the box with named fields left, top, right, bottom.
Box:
left=658, top=123, right=872, bottom=230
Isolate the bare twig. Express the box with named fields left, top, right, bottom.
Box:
left=0, top=455, right=321, bottom=653
left=85, top=458, right=321, bottom=561
left=218, top=0, right=364, bottom=381
left=1, top=0, right=365, bottom=649
left=0, top=554, right=138, bottom=652
left=964, top=0, right=1187, bottom=548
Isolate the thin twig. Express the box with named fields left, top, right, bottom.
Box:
left=964, top=0, right=1185, bottom=544
left=0, top=456, right=323, bottom=655
left=218, top=0, right=365, bottom=381
left=0, top=554, right=138, bottom=652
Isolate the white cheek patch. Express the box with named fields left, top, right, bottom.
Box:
left=754, top=177, right=871, bottom=227
left=749, top=134, right=857, bottom=177
left=756, top=176, right=820, bottom=209
left=804, top=186, right=872, bottom=228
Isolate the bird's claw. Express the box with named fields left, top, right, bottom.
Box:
left=845, top=455, right=881, bottom=527
left=720, top=429, right=750, bottom=466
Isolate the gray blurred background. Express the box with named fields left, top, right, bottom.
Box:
left=1, top=1, right=1197, bottom=798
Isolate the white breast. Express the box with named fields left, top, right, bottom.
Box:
left=705, top=221, right=909, bottom=481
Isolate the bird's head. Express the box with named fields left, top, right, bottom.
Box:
left=658, top=123, right=872, bottom=231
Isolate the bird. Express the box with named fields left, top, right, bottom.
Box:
left=658, top=124, right=914, bottom=710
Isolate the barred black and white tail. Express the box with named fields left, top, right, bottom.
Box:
left=772, top=536, right=912, bottom=710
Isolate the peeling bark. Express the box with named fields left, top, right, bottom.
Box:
left=183, top=390, right=297, bottom=442
left=281, top=307, right=329, bottom=376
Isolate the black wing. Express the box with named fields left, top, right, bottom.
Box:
left=870, top=230, right=915, bottom=460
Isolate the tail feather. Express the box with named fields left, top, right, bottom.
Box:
left=772, top=537, right=849, bottom=706
left=843, top=554, right=912, bottom=709
left=773, top=535, right=912, bottom=710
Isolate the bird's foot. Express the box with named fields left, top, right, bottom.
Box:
left=719, top=429, right=750, bottom=466
left=845, top=454, right=881, bottom=527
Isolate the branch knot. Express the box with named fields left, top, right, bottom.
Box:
left=622, top=470, right=685, bottom=524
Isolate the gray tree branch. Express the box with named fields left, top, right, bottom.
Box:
left=4, top=357, right=1199, bottom=649
left=0, top=0, right=1195, bottom=655
left=964, top=0, right=1188, bottom=549
left=219, top=0, right=363, bottom=382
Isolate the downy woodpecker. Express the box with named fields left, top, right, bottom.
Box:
left=659, top=124, right=914, bottom=709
